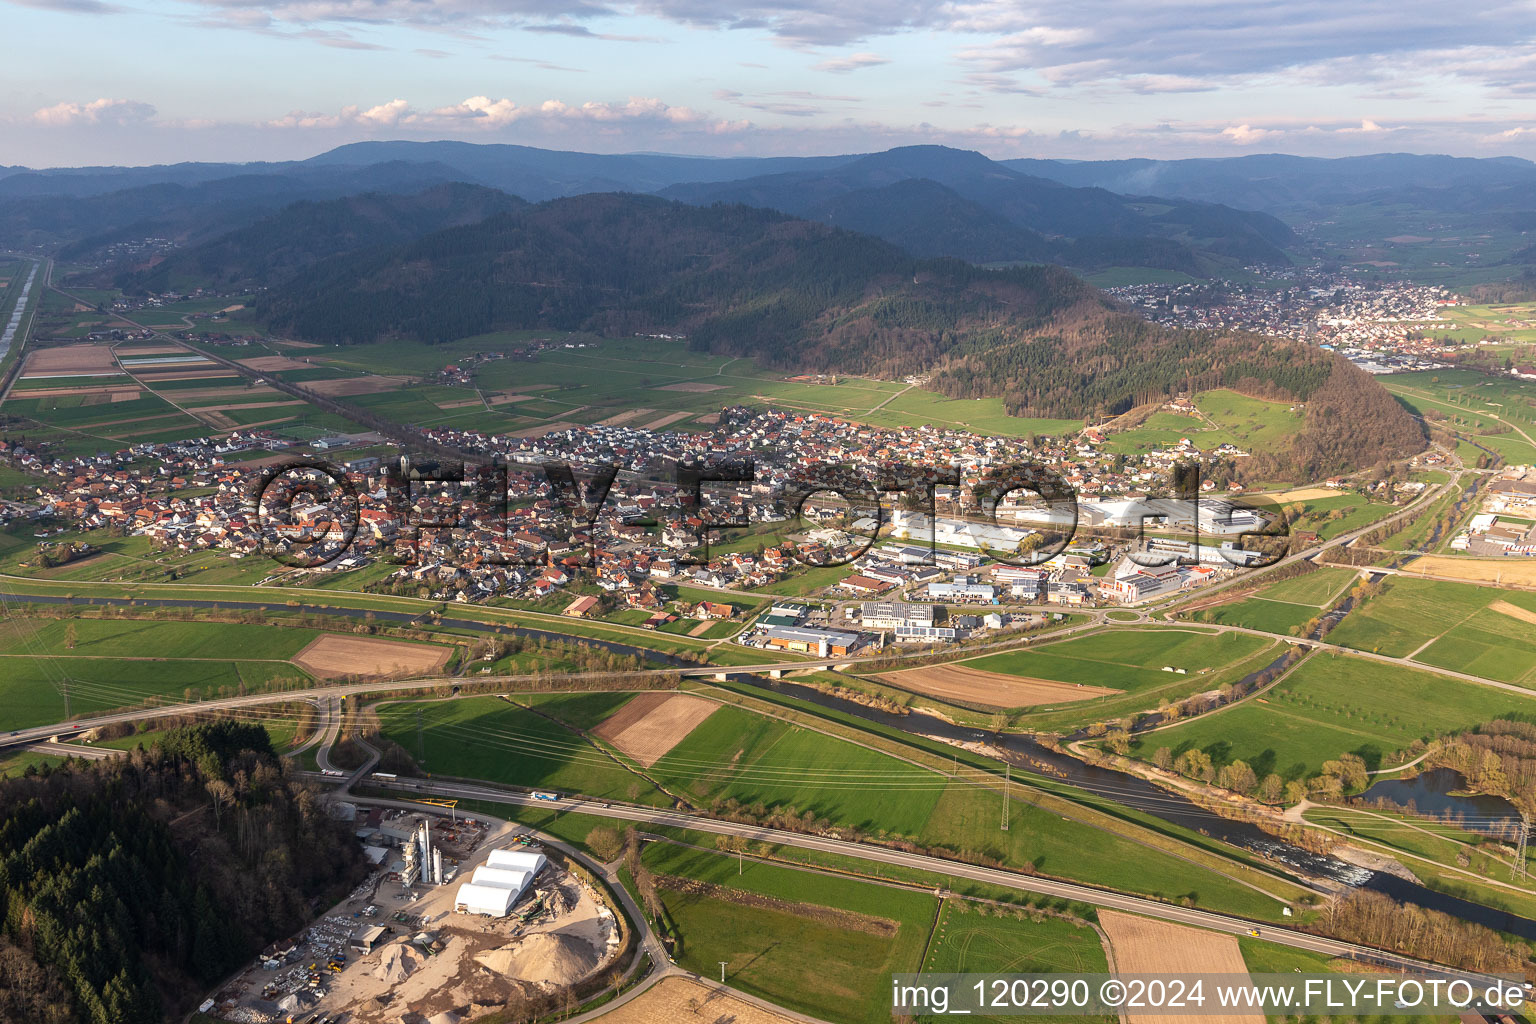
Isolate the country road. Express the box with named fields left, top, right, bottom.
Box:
left=320, top=772, right=1512, bottom=988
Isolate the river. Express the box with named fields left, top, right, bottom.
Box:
left=730, top=673, right=1536, bottom=939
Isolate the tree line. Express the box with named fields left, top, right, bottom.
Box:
left=0, top=723, right=368, bottom=1024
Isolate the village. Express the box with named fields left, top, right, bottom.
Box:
left=1107, top=272, right=1462, bottom=374
left=0, top=395, right=1352, bottom=657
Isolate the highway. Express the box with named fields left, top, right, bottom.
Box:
left=324, top=771, right=1509, bottom=988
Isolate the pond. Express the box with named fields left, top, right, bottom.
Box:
left=1357, top=767, right=1523, bottom=837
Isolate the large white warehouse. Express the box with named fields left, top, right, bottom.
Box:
left=487, top=847, right=547, bottom=875
left=454, top=846, right=548, bottom=917
left=455, top=882, right=516, bottom=917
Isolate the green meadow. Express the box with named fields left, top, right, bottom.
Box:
left=1192, top=566, right=1358, bottom=634
left=1130, top=653, right=1536, bottom=779
left=381, top=690, right=1296, bottom=916
left=644, top=842, right=938, bottom=1024
left=1327, top=577, right=1536, bottom=684
left=964, top=628, right=1271, bottom=692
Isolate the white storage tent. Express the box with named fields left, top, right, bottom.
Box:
left=455, top=882, right=515, bottom=917
left=487, top=847, right=547, bottom=876
left=471, top=865, right=532, bottom=892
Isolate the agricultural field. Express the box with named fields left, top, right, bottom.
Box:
left=1129, top=653, right=1536, bottom=780
left=0, top=617, right=321, bottom=661
left=1382, top=371, right=1536, bottom=466
left=590, top=691, right=718, bottom=766
left=921, top=901, right=1112, bottom=1024
left=1428, top=302, right=1536, bottom=347
left=1403, top=554, right=1536, bottom=587
left=290, top=633, right=452, bottom=678
left=961, top=628, right=1272, bottom=695
left=374, top=692, right=675, bottom=804
left=304, top=334, right=1086, bottom=439
left=1326, top=577, right=1536, bottom=684
left=0, top=655, right=313, bottom=730
left=0, top=383, right=207, bottom=448
left=643, top=842, right=937, bottom=1024
left=921, top=628, right=1284, bottom=731
left=1186, top=566, right=1359, bottom=634
left=385, top=689, right=1294, bottom=915
left=878, top=662, right=1122, bottom=709
left=1097, top=911, right=1261, bottom=1024
left=585, top=977, right=795, bottom=1024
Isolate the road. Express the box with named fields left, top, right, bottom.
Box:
left=1156, top=445, right=1464, bottom=613
left=0, top=257, right=48, bottom=403
left=328, top=772, right=1507, bottom=988
left=343, top=792, right=835, bottom=1024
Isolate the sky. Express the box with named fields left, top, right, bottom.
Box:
left=6, top=0, right=1536, bottom=166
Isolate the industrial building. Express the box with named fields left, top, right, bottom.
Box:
left=455, top=846, right=549, bottom=918
left=858, top=601, right=933, bottom=630
left=761, top=625, right=860, bottom=657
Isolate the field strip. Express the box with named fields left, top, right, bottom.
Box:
left=1402, top=602, right=1495, bottom=663
left=593, top=693, right=720, bottom=767
left=878, top=663, right=1122, bottom=707
left=1250, top=701, right=1396, bottom=746
left=1490, top=599, right=1536, bottom=627
left=0, top=657, right=296, bottom=666
left=291, top=634, right=452, bottom=679
left=1098, top=910, right=1261, bottom=1024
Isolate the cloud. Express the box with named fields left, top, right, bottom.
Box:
left=946, top=0, right=1536, bottom=94
left=961, top=73, right=1042, bottom=95
left=4, top=0, right=120, bottom=12
left=522, top=21, right=664, bottom=41
left=31, top=98, right=156, bottom=126
left=264, top=94, right=748, bottom=136
left=1221, top=123, right=1277, bottom=145
left=491, top=55, right=587, bottom=71
left=813, top=51, right=889, bottom=73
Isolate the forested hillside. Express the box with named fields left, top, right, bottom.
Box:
left=114, top=182, right=524, bottom=292
left=256, top=192, right=1424, bottom=474
left=659, top=145, right=1295, bottom=269
left=0, top=723, right=367, bottom=1024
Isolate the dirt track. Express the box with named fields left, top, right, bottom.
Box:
left=878, top=664, right=1121, bottom=708
left=593, top=692, right=718, bottom=766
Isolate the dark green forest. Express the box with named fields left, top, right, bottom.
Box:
left=254, top=193, right=1423, bottom=473
left=0, top=722, right=367, bottom=1024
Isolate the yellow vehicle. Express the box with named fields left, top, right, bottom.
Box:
left=1247, top=928, right=1261, bottom=937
